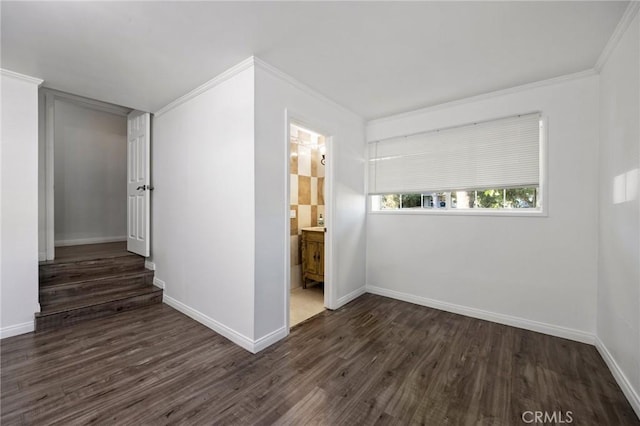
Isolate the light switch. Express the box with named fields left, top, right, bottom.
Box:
left=290, top=209, right=296, bottom=218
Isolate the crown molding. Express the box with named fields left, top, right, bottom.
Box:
left=154, top=56, right=364, bottom=122
left=154, top=56, right=256, bottom=117
left=253, top=57, right=363, bottom=122
left=595, top=1, right=640, bottom=72
left=1, top=69, right=43, bottom=86
left=367, top=68, right=597, bottom=126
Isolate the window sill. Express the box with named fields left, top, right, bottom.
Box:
left=368, top=208, right=547, bottom=218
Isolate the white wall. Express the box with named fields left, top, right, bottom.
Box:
left=53, top=99, right=127, bottom=245
left=151, top=65, right=256, bottom=347
left=366, top=74, right=600, bottom=341
left=597, top=11, right=640, bottom=414
left=151, top=58, right=366, bottom=352
left=1, top=71, right=42, bottom=338
left=254, top=61, right=366, bottom=342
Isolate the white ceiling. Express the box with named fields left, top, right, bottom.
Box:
left=1, top=1, right=628, bottom=119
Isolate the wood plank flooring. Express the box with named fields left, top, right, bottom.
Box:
left=2, top=294, right=638, bottom=425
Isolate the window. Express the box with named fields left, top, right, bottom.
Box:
left=375, top=187, right=539, bottom=210
left=368, top=113, right=544, bottom=214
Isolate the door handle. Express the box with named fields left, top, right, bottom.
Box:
left=136, top=185, right=154, bottom=191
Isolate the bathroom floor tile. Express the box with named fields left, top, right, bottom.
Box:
left=290, top=285, right=324, bottom=327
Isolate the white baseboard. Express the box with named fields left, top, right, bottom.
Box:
left=336, top=286, right=367, bottom=309
left=55, top=236, right=126, bottom=247
left=366, top=285, right=595, bottom=345
left=145, top=261, right=156, bottom=271
left=595, top=337, right=640, bottom=418
left=163, top=294, right=257, bottom=353
left=254, top=326, right=288, bottom=353
left=1, top=321, right=34, bottom=339
left=153, top=277, right=165, bottom=289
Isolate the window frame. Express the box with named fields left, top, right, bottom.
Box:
left=367, top=116, right=548, bottom=218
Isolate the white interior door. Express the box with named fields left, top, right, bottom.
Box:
left=127, top=110, right=151, bottom=257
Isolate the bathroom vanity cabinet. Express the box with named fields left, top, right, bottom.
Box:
left=301, top=227, right=325, bottom=288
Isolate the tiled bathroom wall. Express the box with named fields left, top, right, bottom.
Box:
left=290, top=125, right=325, bottom=289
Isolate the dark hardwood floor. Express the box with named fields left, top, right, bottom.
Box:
left=2, top=294, right=637, bottom=425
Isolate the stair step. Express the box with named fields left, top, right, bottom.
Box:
left=35, top=285, right=163, bottom=332
left=39, top=270, right=155, bottom=303
left=40, top=283, right=161, bottom=313
left=40, top=274, right=156, bottom=311
left=39, top=254, right=146, bottom=287
left=43, top=242, right=132, bottom=263
left=35, top=242, right=161, bottom=332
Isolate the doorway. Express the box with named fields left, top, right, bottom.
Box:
left=288, top=122, right=328, bottom=327
left=52, top=99, right=127, bottom=248
left=40, top=89, right=151, bottom=261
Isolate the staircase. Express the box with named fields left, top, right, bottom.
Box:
left=36, top=242, right=163, bottom=332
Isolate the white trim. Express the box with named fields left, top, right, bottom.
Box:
left=255, top=57, right=363, bottom=122
left=367, top=69, right=597, bottom=128
left=54, top=236, right=126, bottom=247
left=38, top=251, right=46, bottom=262
left=152, top=277, right=165, bottom=289
left=324, top=134, right=336, bottom=310
left=145, top=261, right=156, bottom=271
left=366, top=285, right=595, bottom=344
left=336, top=286, right=366, bottom=308
left=163, top=294, right=256, bottom=353
left=253, top=326, right=288, bottom=353
left=363, top=136, right=371, bottom=295
left=0, top=321, right=34, bottom=339
left=0, top=69, right=43, bottom=86
left=595, top=2, right=640, bottom=72
left=154, top=57, right=255, bottom=117
left=284, top=113, right=292, bottom=331
left=41, top=88, right=131, bottom=117
left=45, top=92, right=55, bottom=260
left=595, top=337, right=640, bottom=418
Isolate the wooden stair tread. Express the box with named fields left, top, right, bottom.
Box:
left=36, top=242, right=161, bottom=332
left=39, top=269, right=154, bottom=290
left=39, top=242, right=132, bottom=265
left=38, top=251, right=135, bottom=265
left=37, top=285, right=163, bottom=316
left=39, top=273, right=155, bottom=307
left=39, top=256, right=146, bottom=287
left=34, top=290, right=163, bottom=332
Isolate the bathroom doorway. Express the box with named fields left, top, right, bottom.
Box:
left=288, top=122, right=327, bottom=327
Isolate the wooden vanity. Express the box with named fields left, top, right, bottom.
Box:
left=301, top=227, right=325, bottom=288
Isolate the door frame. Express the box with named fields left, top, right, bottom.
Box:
left=284, top=110, right=336, bottom=331
left=41, top=88, right=130, bottom=260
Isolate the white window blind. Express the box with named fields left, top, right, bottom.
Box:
left=368, top=113, right=541, bottom=194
